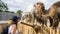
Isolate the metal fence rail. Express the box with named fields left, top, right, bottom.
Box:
left=0, top=12, right=19, bottom=21
left=0, top=21, right=8, bottom=24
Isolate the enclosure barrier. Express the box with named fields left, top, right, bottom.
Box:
left=0, top=21, right=60, bottom=34
left=17, top=22, right=60, bottom=34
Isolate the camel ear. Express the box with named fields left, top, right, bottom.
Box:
left=34, top=4, right=36, bottom=7
left=34, top=5, right=36, bottom=7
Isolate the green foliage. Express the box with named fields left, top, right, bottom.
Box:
left=0, top=10, right=3, bottom=12
left=10, top=12, right=14, bottom=13
left=0, top=0, right=8, bottom=11
left=4, top=10, right=14, bottom=13
left=16, top=10, right=22, bottom=14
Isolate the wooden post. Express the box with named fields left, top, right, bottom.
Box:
left=17, top=23, right=22, bottom=34
left=0, top=25, right=2, bottom=33
left=50, top=27, right=53, bottom=34
left=56, top=29, right=59, bottom=34
left=53, top=29, right=55, bottom=34
left=48, top=27, right=50, bottom=33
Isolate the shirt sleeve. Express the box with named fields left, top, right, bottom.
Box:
left=11, top=25, right=16, bottom=34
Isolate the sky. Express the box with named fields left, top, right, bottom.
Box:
left=2, top=0, right=60, bottom=12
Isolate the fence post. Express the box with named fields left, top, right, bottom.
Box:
left=50, top=27, right=53, bottom=34
left=53, top=29, right=55, bottom=34
left=57, top=29, right=59, bottom=34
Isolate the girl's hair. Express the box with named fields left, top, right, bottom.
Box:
left=12, top=16, right=19, bottom=25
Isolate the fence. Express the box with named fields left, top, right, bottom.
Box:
left=0, top=21, right=60, bottom=34
left=0, top=12, right=19, bottom=21
left=17, top=22, right=60, bottom=34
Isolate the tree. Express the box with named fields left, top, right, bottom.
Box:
left=16, top=10, right=22, bottom=14
left=16, top=10, right=23, bottom=18
left=0, top=0, right=8, bottom=11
